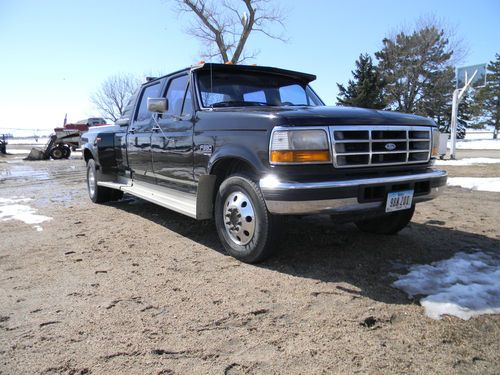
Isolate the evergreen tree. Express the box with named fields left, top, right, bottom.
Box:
left=336, top=54, right=386, bottom=109
left=474, top=54, right=500, bottom=138
left=375, top=26, right=454, bottom=120
left=417, top=66, right=454, bottom=125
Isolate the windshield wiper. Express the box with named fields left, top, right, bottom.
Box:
left=210, top=100, right=270, bottom=108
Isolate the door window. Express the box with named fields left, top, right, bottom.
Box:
left=181, top=83, right=192, bottom=116
left=135, top=83, right=161, bottom=122
left=164, top=75, right=190, bottom=116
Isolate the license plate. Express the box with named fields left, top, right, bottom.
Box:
left=385, top=190, right=414, bottom=212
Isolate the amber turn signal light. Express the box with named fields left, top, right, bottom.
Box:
left=270, top=150, right=331, bottom=163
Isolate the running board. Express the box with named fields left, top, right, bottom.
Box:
left=98, top=177, right=213, bottom=220
left=123, top=183, right=196, bottom=218
left=97, top=181, right=130, bottom=189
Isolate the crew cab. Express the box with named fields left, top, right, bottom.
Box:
left=82, top=63, right=447, bottom=263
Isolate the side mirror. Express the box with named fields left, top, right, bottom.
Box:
left=147, top=98, right=168, bottom=113
left=116, top=117, right=130, bottom=126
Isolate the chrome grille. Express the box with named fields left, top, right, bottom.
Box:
left=330, top=126, right=431, bottom=168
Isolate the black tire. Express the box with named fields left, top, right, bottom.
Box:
left=86, top=159, right=122, bottom=203
left=355, top=206, right=415, bottom=235
left=61, top=145, right=71, bottom=159
left=49, top=147, right=65, bottom=160
left=214, top=174, right=283, bottom=263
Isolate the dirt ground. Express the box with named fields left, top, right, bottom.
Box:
left=1, top=150, right=499, bottom=374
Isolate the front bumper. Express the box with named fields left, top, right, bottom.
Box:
left=259, top=169, right=447, bottom=216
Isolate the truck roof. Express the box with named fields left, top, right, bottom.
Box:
left=145, top=63, right=317, bottom=85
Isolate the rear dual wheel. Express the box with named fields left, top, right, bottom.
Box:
left=214, top=174, right=282, bottom=263
left=86, top=159, right=123, bottom=203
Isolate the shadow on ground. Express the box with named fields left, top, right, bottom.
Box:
left=108, top=195, right=500, bottom=306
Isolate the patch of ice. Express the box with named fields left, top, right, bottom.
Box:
left=393, top=251, right=500, bottom=320
left=435, top=158, right=500, bottom=166
left=0, top=197, right=52, bottom=229
left=447, top=177, right=500, bottom=192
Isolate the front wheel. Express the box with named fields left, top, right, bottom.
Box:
left=214, top=174, right=282, bottom=263
left=355, top=206, right=415, bottom=235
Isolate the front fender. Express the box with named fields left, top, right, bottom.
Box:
left=208, top=143, right=268, bottom=176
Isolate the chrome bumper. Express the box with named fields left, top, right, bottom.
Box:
left=259, top=169, right=447, bottom=215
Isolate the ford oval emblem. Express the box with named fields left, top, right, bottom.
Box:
left=385, top=143, right=397, bottom=151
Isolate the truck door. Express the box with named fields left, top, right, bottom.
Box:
left=127, top=81, right=161, bottom=183
left=151, top=74, right=195, bottom=193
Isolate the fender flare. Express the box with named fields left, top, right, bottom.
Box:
left=207, top=144, right=267, bottom=176
left=82, top=144, right=98, bottom=164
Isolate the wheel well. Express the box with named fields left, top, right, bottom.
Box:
left=211, top=158, right=258, bottom=182
left=210, top=158, right=259, bottom=200
left=83, top=149, right=93, bottom=164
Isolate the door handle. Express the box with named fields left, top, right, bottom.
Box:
left=128, top=128, right=136, bottom=134
left=152, top=126, right=161, bottom=132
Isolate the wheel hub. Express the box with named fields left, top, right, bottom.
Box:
left=223, top=191, right=256, bottom=246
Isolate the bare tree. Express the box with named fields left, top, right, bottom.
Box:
left=91, top=74, right=141, bottom=122
left=173, top=0, right=287, bottom=63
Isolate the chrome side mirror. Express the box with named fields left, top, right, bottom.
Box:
left=147, top=98, right=168, bottom=113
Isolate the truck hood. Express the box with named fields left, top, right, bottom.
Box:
left=213, top=105, right=435, bottom=127
left=276, top=106, right=435, bottom=126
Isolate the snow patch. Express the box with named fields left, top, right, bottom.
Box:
left=393, top=251, right=500, bottom=320
left=448, top=139, right=500, bottom=150
left=447, top=177, right=500, bottom=192
left=435, top=158, right=500, bottom=166
left=0, top=197, right=52, bottom=230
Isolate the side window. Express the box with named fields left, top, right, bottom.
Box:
left=164, top=75, right=189, bottom=116
left=181, top=83, right=192, bottom=116
left=135, top=83, right=161, bottom=122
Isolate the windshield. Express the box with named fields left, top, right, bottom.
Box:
left=197, top=71, right=324, bottom=108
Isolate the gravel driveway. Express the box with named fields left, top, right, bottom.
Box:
left=1, top=152, right=499, bottom=374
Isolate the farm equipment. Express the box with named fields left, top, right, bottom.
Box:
left=26, top=118, right=108, bottom=160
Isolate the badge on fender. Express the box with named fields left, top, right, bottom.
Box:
left=199, top=144, right=213, bottom=155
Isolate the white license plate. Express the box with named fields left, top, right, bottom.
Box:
left=385, top=190, right=414, bottom=212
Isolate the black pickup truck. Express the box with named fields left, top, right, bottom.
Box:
left=82, top=63, right=447, bottom=263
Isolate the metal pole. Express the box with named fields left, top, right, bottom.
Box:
left=450, top=89, right=459, bottom=160
left=449, top=69, right=477, bottom=160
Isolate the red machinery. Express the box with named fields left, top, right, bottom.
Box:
left=27, top=118, right=109, bottom=160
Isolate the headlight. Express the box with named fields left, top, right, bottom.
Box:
left=431, top=128, right=440, bottom=158
left=270, top=128, right=331, bottom=164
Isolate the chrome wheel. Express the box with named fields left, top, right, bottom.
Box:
left=223, top=190, right=256, bottom=245
left=88, top=166, right=96, bottom=197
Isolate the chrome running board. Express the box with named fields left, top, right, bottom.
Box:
left=98, top=180, right=197, bottom=218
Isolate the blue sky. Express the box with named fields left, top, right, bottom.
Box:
left=0, top=0, right=499, bottom=134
